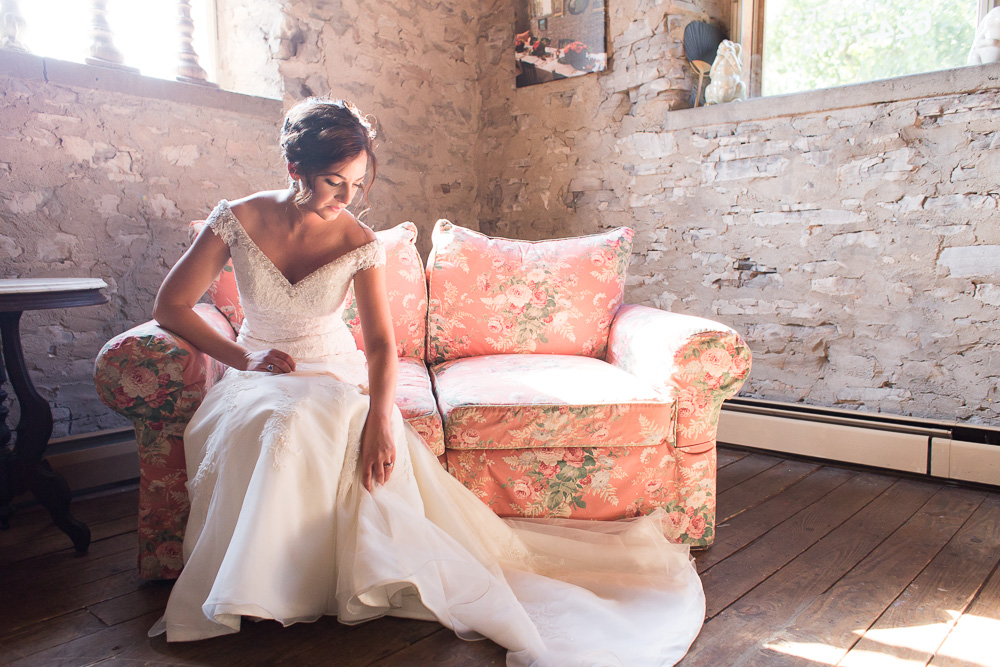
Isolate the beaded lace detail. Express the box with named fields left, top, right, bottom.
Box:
left=189, top=371, right=255, bottom=493
left=205, top=200, right=385, bottom=363
left=527, top=604, right=572, bottom=640
left=261, top=386, right=301, bottom=471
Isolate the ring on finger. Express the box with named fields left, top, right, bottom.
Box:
left=383, top=462, right=394, bottom=468
left=267, top=364, right=274, bottom=372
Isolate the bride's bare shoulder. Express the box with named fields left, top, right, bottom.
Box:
left=342, top=212, right=377, bottom=248
left=228, top=191, right=287, bottom=231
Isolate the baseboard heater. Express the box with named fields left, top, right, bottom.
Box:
left=719, top=398, right=1000, bottom=487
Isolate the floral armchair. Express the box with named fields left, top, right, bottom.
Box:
left=423, top=221, right=751, bottom=543
left=95, top=219, right=751, bottom=579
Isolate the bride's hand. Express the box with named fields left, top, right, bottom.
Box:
left=360, top=417, right=396, bottom=491
left=243, top=348, right=296, bottom=374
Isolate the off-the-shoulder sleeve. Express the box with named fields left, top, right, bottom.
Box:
left=355, top=238, right=386, bottom=272
left=204, top=200, right=240, bottom=247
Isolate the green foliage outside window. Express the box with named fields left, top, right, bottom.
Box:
left=762, top=0, right=978, bottom=96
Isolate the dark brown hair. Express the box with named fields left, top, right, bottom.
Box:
left=280, top=98, right=378, bottom=213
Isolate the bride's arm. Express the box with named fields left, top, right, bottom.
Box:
left=152, top=228, right=295, bottom=373
left=354, top=262, right=399, bottom=490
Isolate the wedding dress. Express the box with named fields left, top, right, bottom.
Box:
left=150, top=200, right=705, bottom=666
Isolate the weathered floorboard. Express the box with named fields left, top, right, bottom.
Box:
left=715, top=459, right=820, bottom=524
left=841, top=494, right=1000, bottom=666
left=5, top=447, right=1000, bottom=667
left=0, top=488, right=137, bottom=552
left=696, top=465, right=855, bottom=573
left=929, top=558, right=1000, bottom=667
left=714, top=452, right=786, bottom=494
left=368, top=626, right=508, bottom=666
left=715, top=448, right=749, bottom=470
left=697, top=470, right=898, bottom=617
left=751, top=486, right=986, bottom=666
left=684, top=478, right=939, bottom=665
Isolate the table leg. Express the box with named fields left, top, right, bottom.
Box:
left=0, top=311, right=90, bottom=552
left=0, top=354, right=11, bottom=529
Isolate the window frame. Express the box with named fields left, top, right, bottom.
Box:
left=8, top=0, right=220, bottom=86
left=730, top=0, right=1000, bottom=99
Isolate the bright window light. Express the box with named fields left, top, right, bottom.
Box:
left=762, top=0, right=978, bottom=96
left=18, top=0, right=216, bottom=83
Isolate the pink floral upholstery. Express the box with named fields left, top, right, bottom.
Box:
left=93, top=304, right=231, bottom=427
left=397, top=357, right=444, bottom=455
left=426, top=220, right=633, bottom=364
left=446, top=445, right=717, bottom=546
left=431, top=354, right=674, bottom=451
left=607, top=305, right=752, bottom=449
left=189, top=221, right=243, bottom=331
left=431, top=353, right=724, bottom=544
left=94, top=303, right=233, bottom=579
left=341, top=222, right=427, bottom=359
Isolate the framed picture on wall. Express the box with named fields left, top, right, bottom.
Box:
left=514, top=0, right=607, bottom=88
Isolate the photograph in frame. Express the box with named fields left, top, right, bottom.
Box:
left=514, top=0, right=607, bottom=88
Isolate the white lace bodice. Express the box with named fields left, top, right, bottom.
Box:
left=205, top=200, right=385, bottom=362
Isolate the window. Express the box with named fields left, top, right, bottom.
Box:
left=732, top=0, right=1000, bottom=97
left=9, top=0, right=217, bottom=85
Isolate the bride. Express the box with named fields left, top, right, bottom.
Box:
left=149, top=97, right=705, bottom=666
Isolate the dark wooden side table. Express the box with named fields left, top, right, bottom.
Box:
left=0, top=278, right=109, bottom=553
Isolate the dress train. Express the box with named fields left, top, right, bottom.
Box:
left=150, top=361, right=704, bottom=666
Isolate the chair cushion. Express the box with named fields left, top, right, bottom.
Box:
left=431, top=354, right=675, bottom=451
left=396, top=357, right=444, bottom=455
left=342, top=222, right=428, bottom=360
left=426, top=220, right=633, bottom=364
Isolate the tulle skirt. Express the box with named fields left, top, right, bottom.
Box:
left=150, top=359, right=705, bottom=666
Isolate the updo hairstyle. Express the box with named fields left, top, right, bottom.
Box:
left=280, top=97, right=378, bottom=211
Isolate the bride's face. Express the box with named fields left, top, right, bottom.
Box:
left=303, top=152, right=368, bottom=220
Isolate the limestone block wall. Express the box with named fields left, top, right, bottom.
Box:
left=476, top=1, right=998, bottom=424
left=0, top=53, right=284, bottom=436
left=214, top=0, right=284, bottom=99
left=476, top=0, right=726, bottom=241
left=260, top=0, right=483, bottom=257
left=636, top=85, right=1000, bottom=423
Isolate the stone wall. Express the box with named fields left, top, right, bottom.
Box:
left=264, top=0, right=483, bottom=257
left=476, top=0, right=999, bottom=424
left=640, top=85, right=1000, bottom=423
left=0, top=53, right=284, bottom=436
left=476, top=0, right=727, bottom=241
left=215, top=0, right=284, bottom=99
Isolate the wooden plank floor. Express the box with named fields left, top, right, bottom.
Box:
left=2, top=446, right=999, bottom=666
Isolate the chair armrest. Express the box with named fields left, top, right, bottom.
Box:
left=94, top=304, right=234, bottom=427
left=607, top=304, right=752, bottom=449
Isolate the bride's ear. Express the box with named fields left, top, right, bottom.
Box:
left=287, top=164, right=305, bottom=192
